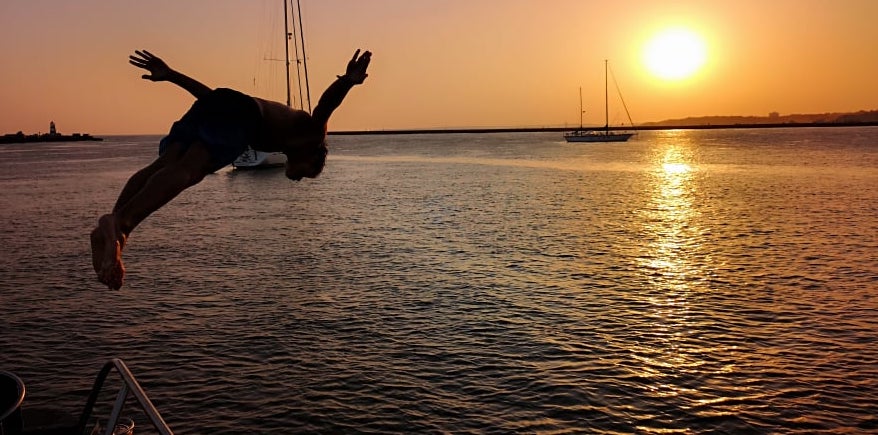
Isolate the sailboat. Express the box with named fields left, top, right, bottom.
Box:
left=564, top=60, right=635, bottom=143
left=233, top=0, right=311, bottom=169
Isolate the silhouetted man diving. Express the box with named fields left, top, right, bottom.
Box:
left=91, top=48, right=372, bottom=290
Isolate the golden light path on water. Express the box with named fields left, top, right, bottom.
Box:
left=634, top=131, right=743, bottom=429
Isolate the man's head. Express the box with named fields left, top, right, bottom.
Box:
left=284, top=141, right=328, bottom=181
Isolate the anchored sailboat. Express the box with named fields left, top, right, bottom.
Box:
left=564, top=60, right=635, bottom=143
left=233, top=0, right=311, bottom=169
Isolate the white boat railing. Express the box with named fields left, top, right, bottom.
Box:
left=76, top=358, right=173, bottom=435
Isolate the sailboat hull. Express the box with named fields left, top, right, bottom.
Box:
left=564, top=131, right=633, bottom=143
left=232, top=148, right=286, bottom=169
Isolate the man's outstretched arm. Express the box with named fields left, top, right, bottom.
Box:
left=129, top=50, right=212, bottom=99
left=312, top=49, right=371, bottom=125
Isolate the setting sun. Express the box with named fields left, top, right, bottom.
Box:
left=643, top=28, right=707, bottom=81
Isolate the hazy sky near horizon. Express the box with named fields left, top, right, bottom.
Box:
left=1, top=0, right=877, bottom=135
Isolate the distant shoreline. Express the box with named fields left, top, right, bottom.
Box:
left=328, top=121, right=878, bottom=136
left=0, top=132, right=102, bottom=144
left=5, top=121, right=876, bottom=140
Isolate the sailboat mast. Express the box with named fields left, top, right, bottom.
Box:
left=578, top=87, right=583, bottom=130
left=296, top=0, right=312, bottom=112
left=604, top=59, right=609, bottom=133
left=282, top=0, right=292, bottom=107
left=289, top=0, right=305, bottom=110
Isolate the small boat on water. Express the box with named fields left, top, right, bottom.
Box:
left=564, top=60, right=635, bottom=143
left=564, top=129, right=634, bottom=143
left=232, top=0, right=310, bottom=170
left=231, top=147, right=287, bottom=169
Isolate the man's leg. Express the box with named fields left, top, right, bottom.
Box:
left=114, top=141, right=213, bottom=234
left=111, top=147, right=182, bottom=213
left=92, top=141, right=214, bottom=289
left=92, top=143, right=185, bottom=288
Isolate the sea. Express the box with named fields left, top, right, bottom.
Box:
left=1, top=127, right=876, bottom=434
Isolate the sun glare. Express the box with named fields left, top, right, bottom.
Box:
left=643, top=28, right=707, bottom=81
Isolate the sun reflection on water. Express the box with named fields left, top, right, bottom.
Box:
left=644, top=142, right=698, bottom=280
left=633, top=131, right=716, bottom=409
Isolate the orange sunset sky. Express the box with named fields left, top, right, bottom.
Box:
left=1, top=0, right=877, bottom=135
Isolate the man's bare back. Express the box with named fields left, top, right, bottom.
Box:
left=252, top=97, right=325, bottom=152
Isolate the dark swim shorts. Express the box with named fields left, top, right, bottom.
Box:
left=159, top=88, right=261, bottom=172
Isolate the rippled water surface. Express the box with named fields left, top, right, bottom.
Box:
left=1, top=128, right=877, bottom=434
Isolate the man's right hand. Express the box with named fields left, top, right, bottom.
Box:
left=129, top=50, right=172, bottom=82
left=339, top=49, right=372, bottom=85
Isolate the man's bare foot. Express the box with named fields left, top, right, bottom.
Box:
left=107, top=240, right=126, bottom=290
left=90, top=214, right=127, bottom=289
